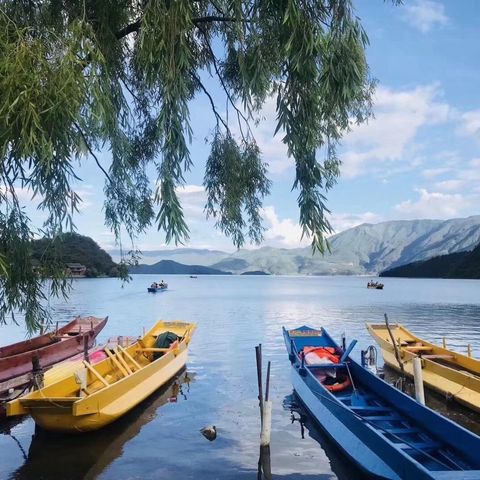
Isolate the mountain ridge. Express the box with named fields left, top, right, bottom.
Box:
left=115, top=215, right=480, bottom=276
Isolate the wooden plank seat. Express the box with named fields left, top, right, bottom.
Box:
left=405, top=346, right=432, bottom=352
left=351, top=405, right=391, bottom=412
left=383, top=427, right=420, bottom=435
left=422, top=354, right=455, bottom=360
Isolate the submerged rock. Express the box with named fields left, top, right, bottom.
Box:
left=200, top=425, right=217, bottom=441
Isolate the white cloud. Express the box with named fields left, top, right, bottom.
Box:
left=0, top=185, right=36, bottom=203
left=422, top=167, right=451, bottom=178
left=395, top=188, right=470, bottom=219
left=457, top=110, right=480, bottom=137
left=242, top=96, right=291, bottom=175
left=341, top=85, right=450, bottom=178
left=329, top=212, right=383, bottom=234
left=261, top=206, right=309, bottom=248
left=433, top=179, right=465, bottom=192
left=176, top=184, right=206, bottom=221
left=74, top=185, right=95, bottom=211
left=402, top=0, right=448, bottom=33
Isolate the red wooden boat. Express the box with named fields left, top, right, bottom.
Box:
left=0, top=316, right=108, bottom=388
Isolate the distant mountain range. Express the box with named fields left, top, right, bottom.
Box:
left=381, top=242, right=480, bottom=279
left=129, top=260, right=231, bottom=275
left=119, top=215, right=480, bottom=276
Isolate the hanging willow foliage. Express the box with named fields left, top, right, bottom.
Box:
left=0, top=0, right=396, bottom=331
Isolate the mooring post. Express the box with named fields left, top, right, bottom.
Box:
left=468, top=344, right=472, bottom=357
left=31, top=355, right=44, bottom=390
left=261, top=361, right=272, bottom=447
left=413, top=357, right=425, bottom=405
left=83, top=334, right=90, bottom=362
left=442, top=337, right=446, bottom=349
left=255, top=344, right=264, bottom=429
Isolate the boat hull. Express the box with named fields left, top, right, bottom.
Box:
left=290, top=367, right=399, bottom=479
left=30, top=349, right=188, bottom=433
left=0, top=317, right=108, bottom=385
left=367, top=323, right=480, bottom=414
left=8, top=321, right=195, bottom=433
left=284, top=325, right=480, bottom=479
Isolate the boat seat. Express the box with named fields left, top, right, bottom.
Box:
left=351, top=405, right=391, bottom=412
left=383, top=427, right=419, bottom=435
left=421, top=354, right=454, bottom=360
left=366, top=415, right=402, bottom=422
left=400, top=440, right=440, bottom=452
left=405, top=346, right=432, bottom=352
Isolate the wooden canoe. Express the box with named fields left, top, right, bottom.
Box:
left=7, top=321, right=196, bottom=432
left=284, top=325, right=480, bottom=479
left=0, top=316, right=108, bottom=388
left=367, top=323, right=480, bottom=413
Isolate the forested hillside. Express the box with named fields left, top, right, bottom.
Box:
left=32, top=233, right=118, bottom=277
left=380, top=243, right=480, bottom=279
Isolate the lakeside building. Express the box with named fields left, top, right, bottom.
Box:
left=66, top=263, right=87, bottom=277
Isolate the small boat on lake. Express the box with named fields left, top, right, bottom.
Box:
left=367, top=281, right=384, bottom=290
left=284, top=325, right=480, bottom=479
left=147, top=282, right=168, bottom=292
left=367, top=323, right=480, bottom=414
left=0, top=316, right=107, bottom=397
left=8, top=321, right=196, bottom=432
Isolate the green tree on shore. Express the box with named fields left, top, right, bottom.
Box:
left=0, top=0, right=395, bottom=331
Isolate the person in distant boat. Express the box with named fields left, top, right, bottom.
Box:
left=151, top=282, right=156, bottom=289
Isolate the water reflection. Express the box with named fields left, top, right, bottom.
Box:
left=2, top=275, right=480, bottom=479
left=283, top=394, right=369, bottom=480
left=10, top=371, right=194, bottom=480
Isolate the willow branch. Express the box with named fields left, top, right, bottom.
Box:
left=74, top=123, right=113, bottom=185
left=196, top=25, right=253, bottom=142
left=116, top=15, right=242, bottom=39
left=191, top=71, right=229, bottom=132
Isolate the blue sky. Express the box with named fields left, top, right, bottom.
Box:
left=22, top=0, right=480, bottom=252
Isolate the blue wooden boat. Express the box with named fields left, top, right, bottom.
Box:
left=283, top=325, right=480, bottom=479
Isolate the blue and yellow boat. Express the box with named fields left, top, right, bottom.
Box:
left=284, top=325, right=480, bottom=479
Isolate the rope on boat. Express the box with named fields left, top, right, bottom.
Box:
left=6, top=381, right=33, bottom=401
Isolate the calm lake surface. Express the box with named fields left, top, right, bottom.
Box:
left=1, top=275, right=480, bottom=480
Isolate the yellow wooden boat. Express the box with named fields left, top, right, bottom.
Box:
left=367, top=323, right=480, bottom=413
left=7, top=321, right=195, bottom=432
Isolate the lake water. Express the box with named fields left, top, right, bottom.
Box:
left=1, top=275, right=480, bottom=480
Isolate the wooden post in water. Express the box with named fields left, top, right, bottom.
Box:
left=442, top=337, right=447, bottom=349
left=256, top=345, right=273, bottom=479
left=468, top=344, right=472, bottom=357
left=261, top=361, right=272, bottom=447
left=31, top=355, right=44, bottom=390
left=83, top=335, right=90, bottom=362
left=255, top=344, right=264, bottom=429
left=413, top=357, right=425, bottom=405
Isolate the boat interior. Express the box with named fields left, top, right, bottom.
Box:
left=368, top=324, right=480, bottom=377
left=13, top=322, right=194, bottom=409
left=288, top=328, right=479, bottom=474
